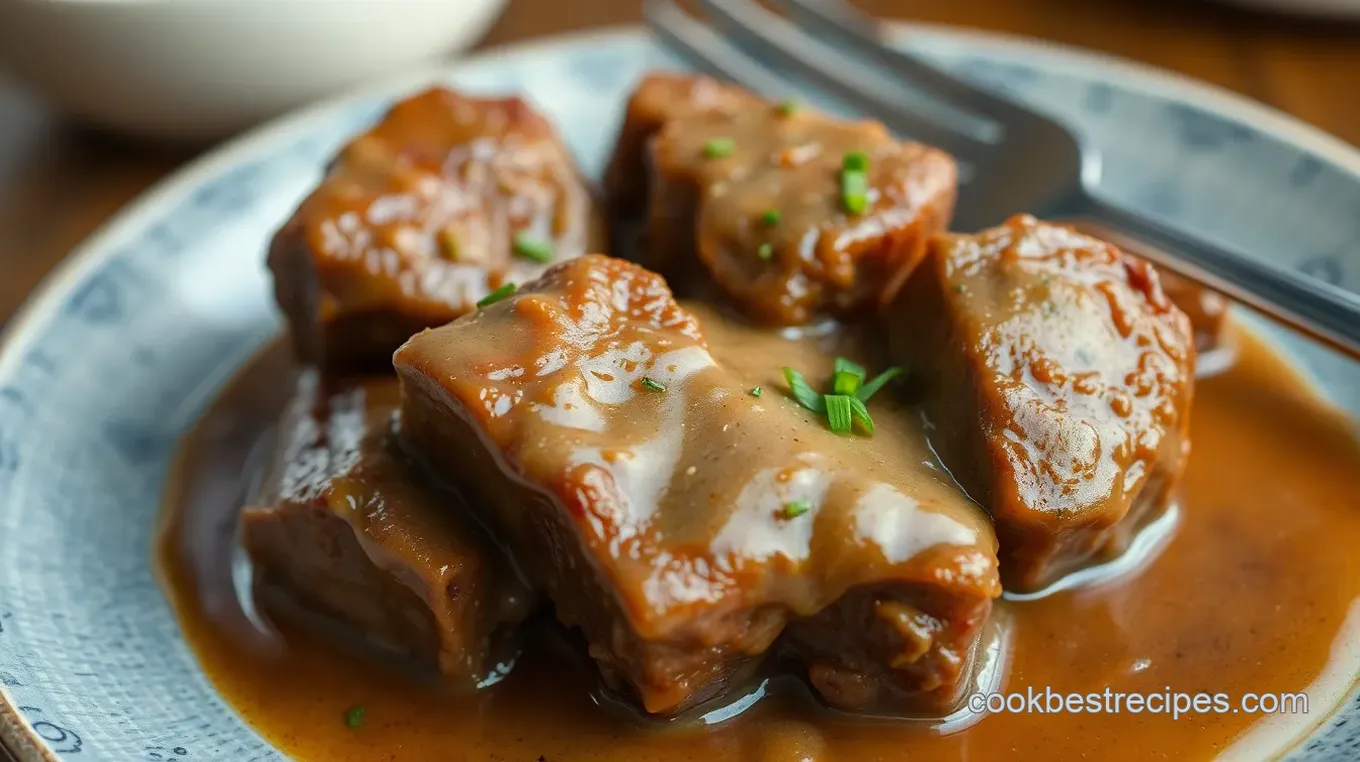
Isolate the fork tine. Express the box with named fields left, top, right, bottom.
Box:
left=674, top=0, right=987, bottom=159
left=772, top=0, right=1034, bottom=125
left=643, top=0, right=800, bottom=99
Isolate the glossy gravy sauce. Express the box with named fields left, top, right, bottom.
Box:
left=157, top=323, right=1360, bottom=761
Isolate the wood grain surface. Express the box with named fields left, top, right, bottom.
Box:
left=0, top=3, right=1354, bottom=759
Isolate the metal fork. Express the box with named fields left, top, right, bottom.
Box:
left=643, top=0, right=1360, bottom=359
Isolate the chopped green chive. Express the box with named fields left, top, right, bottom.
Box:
left=703, top=137, right=736, bottom=158
left=757, top=242, right=774, bottom=260
left=856, top=366, right=903, bottom=402
left=512, top=233, right=554, bottom=263
left=476, top=282, right=517, bottom=308
left=842, top=150, right=870, bottom=172
left=825, top=394, right=853, bottom=435
left=438, top=229, right=460, bottom=261
left=782, top=367, right=826, bottom=413
left=761, top=208, right=782, bottom=227
left=640, top=378, right=666, bottom=392
left=783, top=361, right=898, bottom=435
left=782, top=500, right=812, bottom=519
left=832, top=357, right=866, bottom=396
left=750, top=386, right=762, bottom=398
left=776, top=99, right=801, bottom=116
left=952, top=284, right=966, bottom=293
left=848, top=395, right=874, bottom=435
left=344, top=705, right=365, bottom=729
left=840, top=169, right=869, bottom=214
left=834, top=357, right=866, bottom=379
left=832, top=369, right=862, bottom=396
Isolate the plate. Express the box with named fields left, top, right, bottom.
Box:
left=1217, top=0, right=1360, bottom=19
left=1, top=25, right=1358, bottom=762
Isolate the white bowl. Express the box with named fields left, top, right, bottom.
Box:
left=0, top=0, right=508, bottom=142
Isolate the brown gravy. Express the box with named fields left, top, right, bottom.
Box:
left=156, top=324, right=1360, bottom=761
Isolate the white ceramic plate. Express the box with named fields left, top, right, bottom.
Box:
left=1, top=25, right=1358, bottom=762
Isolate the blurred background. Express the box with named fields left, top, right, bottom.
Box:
left=0, top=0, right=1355, bottom=329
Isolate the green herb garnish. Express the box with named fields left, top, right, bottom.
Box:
left=750, top=386, right=762, bottom=398
left=761, top=208, right=782, bottom=227
left=776, top=99, right=801, bottom=117
left=833, top=357, right=865, bottom=377
left=703, top=137, right=736, bottom=158
left=512, top=233, right=554, bottom=263
left=840, top=169, right=868, bottom=214
left=842, top=150, right=869, bottom=172
left=781, top=358, right=901, bottom=435
left=856, top=366, right=903, bottom=402
left=757, top=242, right=773, bottom=260
left=952, top=284, right=966, bottom=293
left=782, top=367, right=826, bottom=413
left=640, top=378, right=666, bottom=392
left=825, top=394, right=853, bottom=435
left=831, top=357, right=865, bottom=396
left=832, top=371, right=860, bottom=395
left=782, top=500, right=811, bottom=519
left=344, top=706, right=365, bottom=729
left=476, top=282, right=517, bottom=308
left=848, top=395, right=874, bottom=435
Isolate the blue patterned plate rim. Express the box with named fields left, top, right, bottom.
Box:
left=1, top=23, right=1358, bottom=762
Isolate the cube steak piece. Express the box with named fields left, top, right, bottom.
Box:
left=1158, top=270, right=1228, bottom=353
left=268, top=86, right=598, bottom=370
left=603, top=72, right=763, bottom=229
left=603, top=72, right=957, bottom=326
left=240, top=373, right=532, bottom=689
left=888, top=215, right=1195, bottom=592
left=1067, top=223, right=1228, bottom=354
left=394, top=254, right=999, bottom=715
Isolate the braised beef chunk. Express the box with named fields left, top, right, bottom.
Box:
left=603, top=73, right=763, bottom=229
left=782, top=580, right=991, bottom=712
left=603, top=73, right=957, bottom=326
left=240, top=374, right=532, bottom=689
left=889, top=216, right=1195, bottom=592
left=395, top=255, right=999, bottom=715
left=694, top=308, right=999, bottom=714
left=1158, top=270, right=1228, bottom=353
left=268, top=87, right=597, bottom=369
left=1068, top=223, right=1228, bottom=355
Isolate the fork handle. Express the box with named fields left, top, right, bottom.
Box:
left=1075, top=193, right=1360, bottom=360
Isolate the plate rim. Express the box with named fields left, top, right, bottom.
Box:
left=2, top=21, right=1358, bottom=762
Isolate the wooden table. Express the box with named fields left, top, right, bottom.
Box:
left=0, top=0, right=1355, bottom=325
